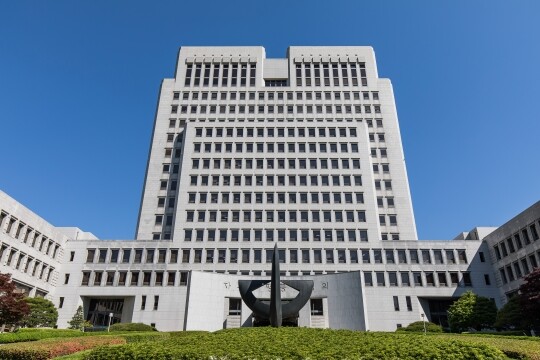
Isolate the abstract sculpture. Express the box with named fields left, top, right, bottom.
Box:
left=239, top=244, right=314, bottom=327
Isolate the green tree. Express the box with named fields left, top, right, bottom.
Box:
left=495, top=295, right=526, bottom=330
left=519, top=267, right=540, bottom=329
left=68, top=306, right=92, bottom=331
left=0, top=273, right=30, bottom=327
left=21, top=297, right=58, bottom=328
left=448, top=291, right=497, bottom=332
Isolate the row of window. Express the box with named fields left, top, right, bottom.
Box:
left=170, top=117, right=367, bottom=127
left=183, top=210, right=387, bottom=225
left=294, top=62, right=368, bottom=87
left=79, top=269, right=476, bottom=289
left=0, top=211, right=61, bottom=260
left=194, top=126, right=362, bottom=138
left=85, top=247, right=468, bottom=266
left=499, top=251, right=540, bottom=284
left=185, top=63, right=256, bottom=87
left=172, top=104, right=381, bottom=115
left=186, top=191, right=367, bottom=205
left=175, top=90, right=379, bottom=102
left=364, top=271, right=475, bottom=287
left=183, top=62, right=368, bottom=88
left=81, top=270, right=189, bottom=287
left=181, top=228, right=371, bottom=242
left=0, top=243, right=55, bottom=282
left=192, top=141, right=374, bottom=154
left=188, top=174, right=367, bottom=187
left=192, top=158, right=367, bottom=171
left=493, top=219, right=540, bottom=260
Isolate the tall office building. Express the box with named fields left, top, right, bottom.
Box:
left=136, top=46, right=417, bottom=271
left=2, top=46, right=538, bottom=332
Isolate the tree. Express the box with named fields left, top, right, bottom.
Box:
left=519, top=267, right=540, bottom=329
left=0, top=273, right=30, bottom=327
left=495, top=295, right=527, bottom=330
left=448, top=291, right=497, bottom=332
left=20, top=297, right=58, bottom=328
left=68, top=306, right=92, bottom=331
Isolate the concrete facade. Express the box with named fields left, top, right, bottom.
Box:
left=1, top=46, right=538, bottom=332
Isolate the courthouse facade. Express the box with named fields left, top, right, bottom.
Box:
left=1, top=46, right=539, bottom=331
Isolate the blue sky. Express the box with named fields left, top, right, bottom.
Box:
left=1, top=1, right=539, bottom=240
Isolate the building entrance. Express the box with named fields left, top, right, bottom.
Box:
left=86, top=299, right=124, bottom=327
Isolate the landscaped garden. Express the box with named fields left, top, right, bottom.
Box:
left=2, top=327, right=540, bottom=360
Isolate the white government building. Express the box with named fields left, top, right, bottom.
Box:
left=1, top=46, right=539, bottom=332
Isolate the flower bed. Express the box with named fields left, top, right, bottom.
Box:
left=0, top=335, right=126, bottom=360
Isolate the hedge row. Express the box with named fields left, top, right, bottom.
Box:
left=0, top=335, right=126, bottom=360
left=0, top=329, right=89, bottom=344
left=84, top=327, right=507, bottom=360
left=396, top=321, right=443, bottom=333
left=108, top=322, right=156, bottom=332
left=429, top=333, right=540, bottom=360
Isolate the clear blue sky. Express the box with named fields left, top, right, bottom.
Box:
left=1, top=1, right=539, bottom=240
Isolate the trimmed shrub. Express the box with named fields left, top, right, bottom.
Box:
left=397, top=321, right=443, bottom=333
left=0, top=329, right=86, bottom=344
left=122, top=332, right=170, bottom=343
left=84, top=327, right=506, bottom=360
left=429, top=333, right=540, bottom=360
left=0, top=335, right=125, bottom=360
left=108, top=322, right=156, bottom=332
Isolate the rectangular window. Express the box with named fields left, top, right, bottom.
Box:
left=376, top=272, right=385, bottom=286
left=393, top=296, right=400, bottom=311
left=401, top=272, right=410, bottom=286
left=141, top=295, right=146, bottom=310
left=86, top=249, right=95, bottom=263
left=229, top=298, right=242, bottom=315
left=364, top=272, right=373, bottom=286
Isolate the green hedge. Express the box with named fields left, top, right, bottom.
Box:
left=0, top=329, right=87, bottom=344
left=429, top=333, right=540, bottom=360
left=84, top=327, right=506, bottom=360
left=108, top=323, right=156, bottom=332
left=396, top=321, right=443, bottom=333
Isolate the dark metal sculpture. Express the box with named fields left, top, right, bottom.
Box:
left=238, top=244, right=314, bottom=327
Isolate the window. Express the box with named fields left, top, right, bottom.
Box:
left=458, top=250, right=468, bottom=264
left=393, top=296, right=400, bottom=311
left=401, top=272, right=410, bottom=286
left=141, top=295, right=146, bottom=310
left=406, top=296, right=413, bottom=311
left=479, top=252, right=485, bottom=262
left=229, top=298, right=242, bottom=315
left=311, top=298, right=323, bottom=315
left=389, top=272, right=398, bottom=286
left=376, top=272, right=385, bottom=286
left=154, top=296, right=159, bottom=310
left=462, top=272, right=472, bottom=286
left=364, top=272, right=373, bottom=286
left=86, top=249, right=95, bottom=263
left=426, top=273, right=435, bottom=286
left=413, top=272, right=423, bottom=286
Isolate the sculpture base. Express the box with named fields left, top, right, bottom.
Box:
left=253, top=315, right=299, bottom=327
